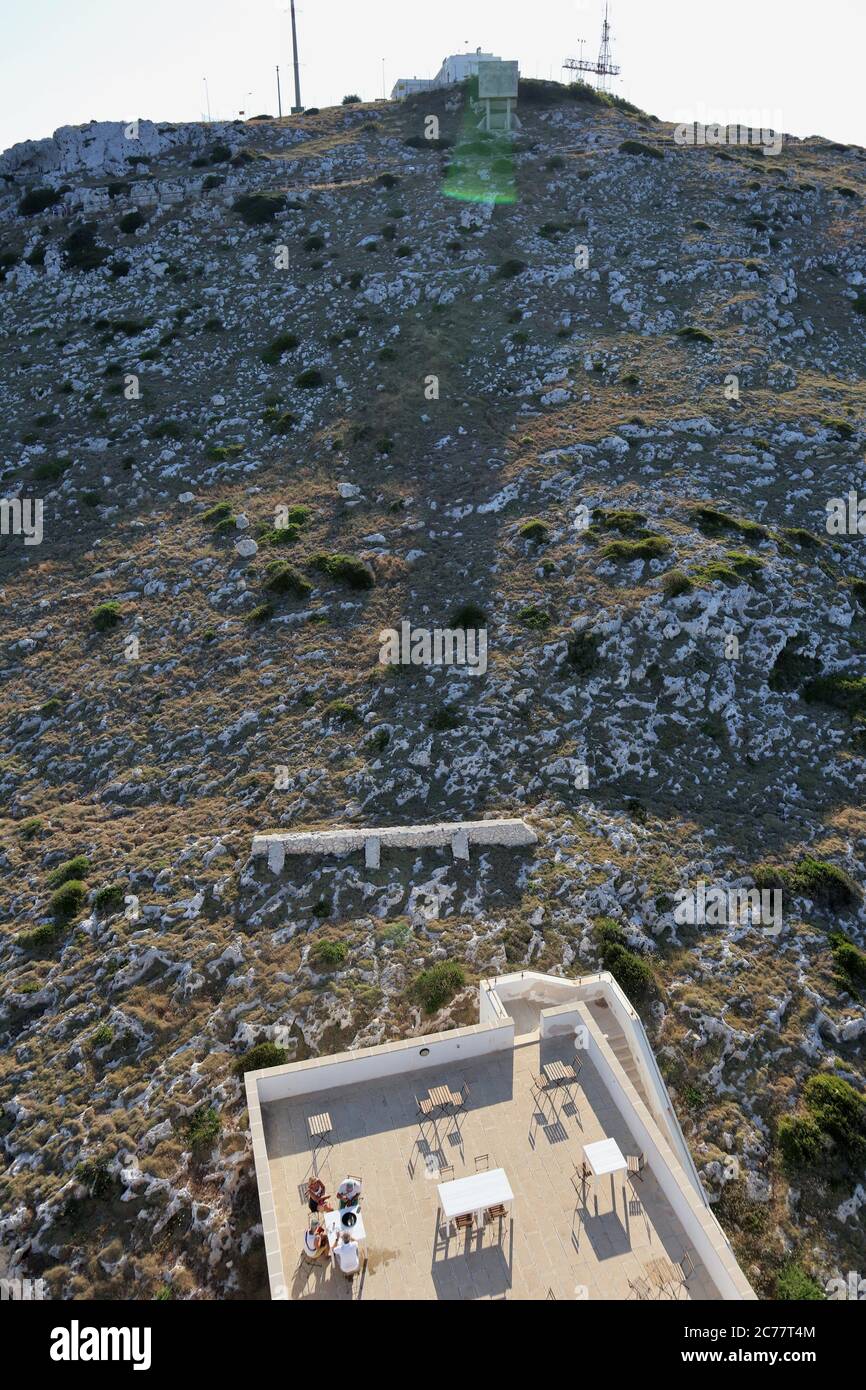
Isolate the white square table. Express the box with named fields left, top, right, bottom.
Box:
left=324, top=1205, right=366, bottom=1248
left=438, top=1167, right=513, bottom=1232
left=582, top=1138, right=627, bottom=1215
left=583, top=1138, right=627, bottom=1178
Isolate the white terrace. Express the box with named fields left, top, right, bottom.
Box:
left=246, top=971, right=755, bottom=1302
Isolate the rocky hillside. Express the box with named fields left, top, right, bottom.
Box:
left=1, top=83, right=865, bottom=1301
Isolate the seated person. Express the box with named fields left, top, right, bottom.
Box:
left=333, top=1232, right=360, bottom=1275
left=306, top=1178, right=332, bottom=1213
left=303, top=1224, right=329, bottom=1259
left=336, top=1177, right=362, bottom=1208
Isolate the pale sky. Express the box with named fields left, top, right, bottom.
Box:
left=2, top=0, right=865, bottom=156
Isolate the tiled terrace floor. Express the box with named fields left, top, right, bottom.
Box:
left=262, top=1035, right=720, bottom=1301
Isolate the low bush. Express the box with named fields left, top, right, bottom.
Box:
left=62, top=223, right=110, bottom=272
left=93, top=883, right=126, bottom=914
left=803, top=674, right=866, bottom=717
left=661, top=569, right=693, bottom=598
left=232, top=192, right=286, bottom=225
left=311, top=939, right=348, bottom=969
left=411, top=961, right=465, bottom=1013
left=232, top=1042, right=288, bottom=1075
left=91, top=601, right=122, bottom=631
left=261, top=332, right=299, bottom=364
left=47, top=855, right=89, bottom=888
left=310, top=552, right=373, bottom=589
left=264, top=561, right=312, bottom=597
left=518, top=518, right=549, bottom=542
left=619, top=139, right=663, bottom=159
left=187, top=1106, right=220, bottom=1151
left=50, top=879, right=86, bottom=920
left=602, top=535, right=670, bottom=561
left=451, top=602, right=486, bottom=629
left=776, top=1265, right=825, bottom=1301
left=18, top=186, right=65, bottom=215
left=518, top=605, right=552, bottom=631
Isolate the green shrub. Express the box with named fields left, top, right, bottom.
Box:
left=803, top=675, right=866, bottom=717
left=247, top=602, right=274, bottom=623
left=366, top=727, right=390, bottom=753
left=311, top=939, right=348, bottom=969
left=322, top=699, right=359, bottom=722
left=232, top=1042, right=288, bottom=1075
left=264, top=561, right=312, bottom=597
left=593, top=508, right=647, bottom=535
left=232, top=192, right=286, bottom=225
left=803, top=1073, right=866, bottom=1160
left=662, top=569, right=692, bottom=598
left=20, top=921, right=62, bottom=950
left=91, top=1024, right=113, bottom=1048
left=769, top=645, right=821, bottom=692
left=310, top=552, right=373, bottom=589
left=690, top=506, right=767, bottom=541
left=91, top=601, right=122, bottom=631
left=519, top=519, right=549, bottom=542
left=778, top=1113, right=823, bottom=1168
left=187, top=1106, right=220, bottom=1151
left=75, top=1159, right=113, bottom=1198
left=829, top=932, right=866, bottom=987
left=295, top=367, right=325, bottom=388
left=118, top=210, right=146, bottom=234
left=18, top=816, right=43, bottom=839
left=33, top=459, right=70, bottom=482
left=50, top=879, right=86, bottom=920
left=263, top=408, right=298, bottom=433
left=412, top=961, right=466, bottom=1013
left=261, top=332, right=299, bottom=364
left=776, top=1265, right=825, bottom=1301
left=602, top=535, right=670, bottom=561
left=429, top=705, right=460, bottom=732
left=93, top=882, right=126, bottom=914
left=200, top=501, right=234, bottom=525
left=619, top=139, right=663, bottom=159
left=451, top=602, right=486, bottom=629
left=566, top=630, right=600, bottom=672
left=676, top=326, right=714, bottom=344
left=47, top=855, right=89, bottom=888
left=790, top=856, right=861, bottom=909
left=518, top=605, right=552, bottom=631
left=604, top=942, right=654, bottom=1000
left=18, top=187, right=65, bottom=215
left=496, top=259, right=527, bottom=278
left=62, top=223, right=110, bottom=272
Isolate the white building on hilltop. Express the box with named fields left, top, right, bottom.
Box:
left=391, top=46, right=502, bottom=100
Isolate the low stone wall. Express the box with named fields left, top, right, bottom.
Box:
left=251, top=817, right=537, bottom=874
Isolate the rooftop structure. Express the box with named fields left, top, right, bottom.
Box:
left=246, top=972, right=756, bottom=1301
left=391, top=48, right=505, bottom=101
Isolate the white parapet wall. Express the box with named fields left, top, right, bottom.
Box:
left=486, top=970, right=709, bottom=1206
left=251, top=818, right=537, bottom=874
left=570, top=1001, right=756, bottom=1300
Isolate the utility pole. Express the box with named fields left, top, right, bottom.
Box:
left=382, top=58, right=386, bottom=101
left=203, top=76, right=212, bottom=123
left=276, top=65, right=282, bottom=117
left=290, top=0, right=302, bottom=112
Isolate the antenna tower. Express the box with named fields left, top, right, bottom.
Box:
left=563, top=2, right=620, bottom=92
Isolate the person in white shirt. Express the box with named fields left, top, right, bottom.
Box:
left=333, top=1232, right=360, bottom=1276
